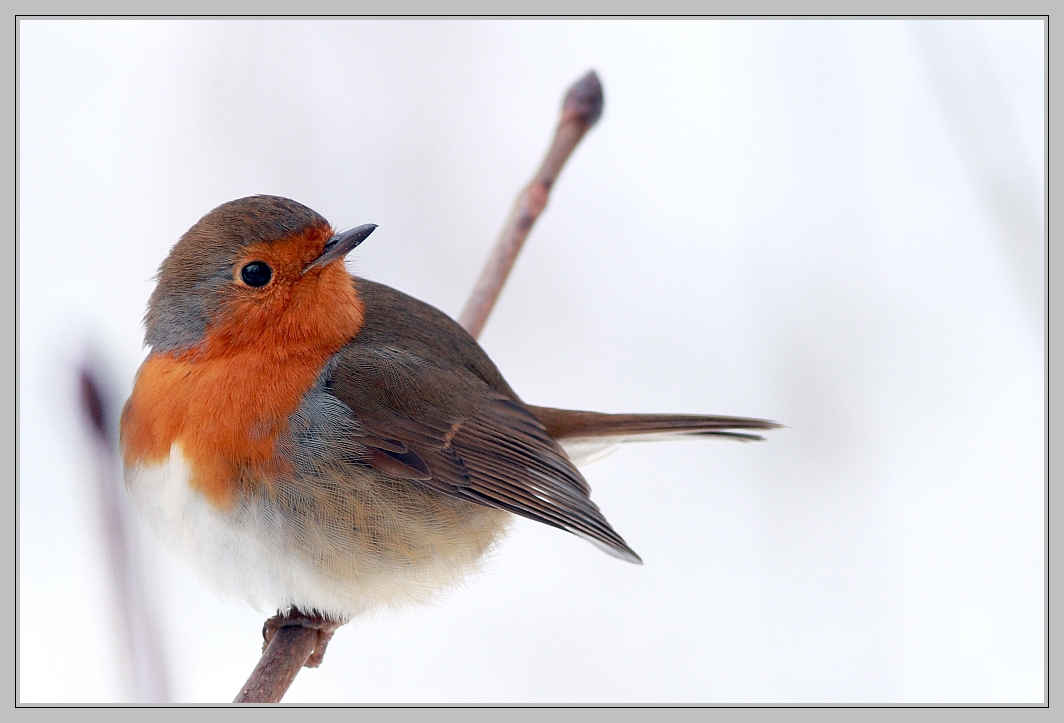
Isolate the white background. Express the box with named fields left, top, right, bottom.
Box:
left=18, top=18, right=1044, bottom=704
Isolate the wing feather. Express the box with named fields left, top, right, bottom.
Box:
left=327, top=342, right=641, bottom=563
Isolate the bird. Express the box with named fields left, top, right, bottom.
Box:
left=120, top=194, right=777, bottom=661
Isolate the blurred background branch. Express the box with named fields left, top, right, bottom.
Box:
left=78, top=362, right=170, bottom=704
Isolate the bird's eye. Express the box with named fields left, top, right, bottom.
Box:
left=240, top=261, right=273, bottom=287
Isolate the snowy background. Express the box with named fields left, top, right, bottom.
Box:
left=18, top=18, right=1044, bottom=704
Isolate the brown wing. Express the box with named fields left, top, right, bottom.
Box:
left=327, top=325, right=641, bottom=563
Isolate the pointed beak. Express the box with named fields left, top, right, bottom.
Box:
left=303, top=223, right=377, bottom=274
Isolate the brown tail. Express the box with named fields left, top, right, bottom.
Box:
left=527, top=405, right=782, bottom=443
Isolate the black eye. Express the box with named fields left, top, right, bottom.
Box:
left=240, top=261, right=273, bottom=287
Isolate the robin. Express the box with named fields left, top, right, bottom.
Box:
left=120, top=195, right=777, bottom=661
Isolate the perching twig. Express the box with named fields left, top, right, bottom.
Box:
left=458, top=69, right=605, bottom=339
left=233, top=610, right=339, bottom=704
left=234, top=69, right=604, bottom=704
left=234, top=626, right=317, bottom=704
left=79, top=364, right=171, bottom=703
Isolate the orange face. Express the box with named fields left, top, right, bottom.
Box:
left=121, top=224, right=365, bottom=507
left=204, top=225, right=364, bottom=356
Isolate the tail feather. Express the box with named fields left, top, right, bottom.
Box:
left=527, top=405, right=782, bottom=443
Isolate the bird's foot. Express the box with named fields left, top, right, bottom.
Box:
left=262, top=609, right=343, bottom=668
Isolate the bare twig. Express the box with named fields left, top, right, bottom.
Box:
left=234, top=610, right=341, bottom=703
left=233, top=627, right=316, bottom=703
left=79, top=364, right=171, bottom=703
left=233, top=69, right=605, bottom=704
left=458, top=69, right=605, bottom=339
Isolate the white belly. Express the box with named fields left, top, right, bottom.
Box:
left=124, top=444, right=510, bottom=621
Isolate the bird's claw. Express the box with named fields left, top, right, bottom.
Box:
left=262, top=609, right=342, bottom=668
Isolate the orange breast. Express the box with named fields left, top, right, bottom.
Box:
left=121, top=257, right=364, bottom=508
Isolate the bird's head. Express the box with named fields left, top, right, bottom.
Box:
left=145, top=195, right=375, bottom=358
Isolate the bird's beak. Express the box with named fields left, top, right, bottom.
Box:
left=303, top=223, right=377, bottom=274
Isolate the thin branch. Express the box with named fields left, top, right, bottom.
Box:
left=79, top=364, right=171, bottom=703
left=233, top=69, right=605, bottom=704
left=233, top=626, right=318, bottom=704
left=233, top=610, right=340, bottom=704
left=458, top=69, right=605, bottom=339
